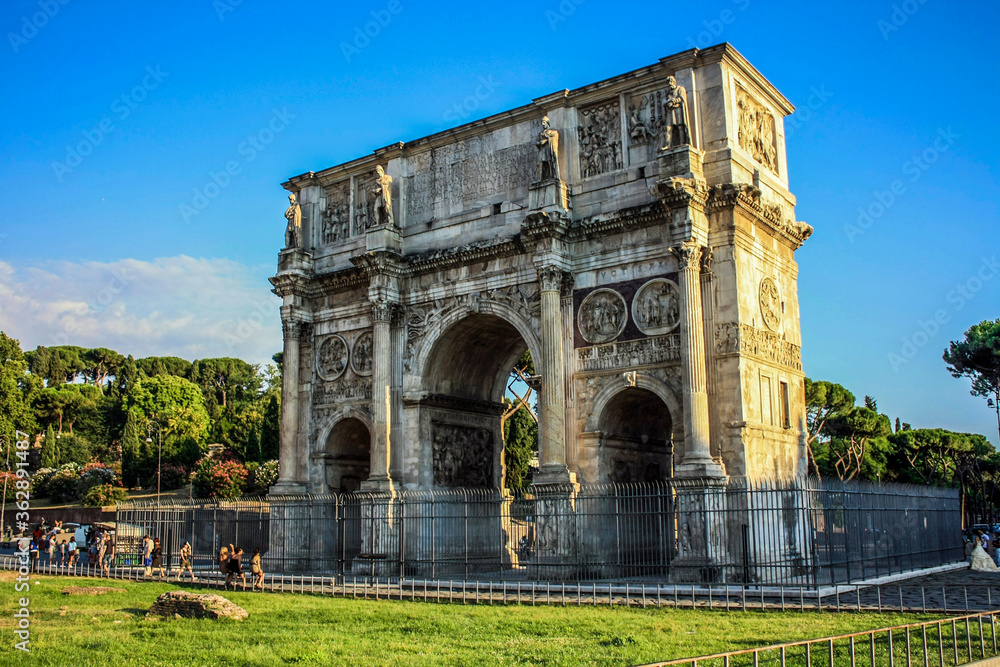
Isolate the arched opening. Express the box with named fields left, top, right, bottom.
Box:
left=599, top=388, right=673, bottom=483
left=324, top=418, right=371, bottom=493
left=421, top=313, right=532, bottom=488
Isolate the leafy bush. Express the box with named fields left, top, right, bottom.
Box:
left=158, top=463, right=188, bottom=491
left=76, top=463, right=118, bottom=495
left=47, top=468, right=82, bottom=502
left=30, top=468, right=57, bottom=498
left=0, top=472, right=21, bottom=500
left=192, top=456, right=248, bottom=500
left=251, top=459, right=279, bottom=492
left=81, top=483, right=129, bottom=507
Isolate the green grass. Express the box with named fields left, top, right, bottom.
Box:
left=0, top=572, right=939, bottom=666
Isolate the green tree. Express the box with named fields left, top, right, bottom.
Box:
left=944, top=319, right=1000, bottom=445
left=81, top=347, right=124, bottom=392
left=24, top=345, right=86, bottom=385
left=120, top=407, right=145, bottom=488
left=189, top=357, right=261, bottom=409
left=0, top=333, right=37, bottom=467
left=804, top=379, right=855, bottom=478
left=126, top=375, right=211, bottom=472
left=40, top=425, right=58, bottom=468
left=260, top=393, right=280, bottom=461
left=825, top=406, right=892, bottom=482
left=503, top=401, right=537, bottom=491
left=135, top=356, right=193, bottom=379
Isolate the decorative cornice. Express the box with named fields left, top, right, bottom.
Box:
left=406, top=236, right=524, bottom=275
left=521, top=209, right=571, bottom=242
left=651, top=176, right=709, bottom=210
left=707, top=183, right=812, bottom=249
left=570, top=201, right=664, bottom=241
left=351, top=250, right=406, bottom=278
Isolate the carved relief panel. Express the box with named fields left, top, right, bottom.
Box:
left=432, top=422, right=494, bottom=487
left=321, top=181, right=351, bottom=246
left=316, top=335, right=349, bottom=381
left=631, top=279, right=681, bottom=336
left=758, top=277, right=781, bottom=332
left=578, top=99, right=623, bottom=178
left=577, top=288, right=628, bottom=345
left=736, top=85, right=779, bottom=174
left=351, top=331, right=373, bottom=376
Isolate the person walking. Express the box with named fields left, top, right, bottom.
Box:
left=151, top=538, right=165, bottom=579
left=142, top=535, right=153, bottom=577
left=219, top=544, right=231, bottom=584
left=177, top=541, right=196, bottom=582
left=66, top=537, right=78, bottom=567
left=226, top=548, right=246, bottom=590
left=47, top=534, right=56, bottom=564
left=251, top=548, right=263, bottom=591
left=97, top=534, right=111, bottom=577
left=59, top=539, right=67, bottom=567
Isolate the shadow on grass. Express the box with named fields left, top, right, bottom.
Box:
left=117, top=608, right=149, bottom=617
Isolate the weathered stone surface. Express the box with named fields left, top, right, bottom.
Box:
left=61, top=586, right=127, bottom=596
left=147, top=591, right=248, bottom=620
left=271, top=43, right=810, bottom=495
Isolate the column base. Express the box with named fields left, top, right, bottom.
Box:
left=532, top=464, right=577, bottom=486
left=674, top=457, right=726, bottom=479
left=268, top=481, right=307, bottom=495
left=360, top=476, right=396, bottom=493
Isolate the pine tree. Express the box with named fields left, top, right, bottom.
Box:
left=261, top=393, right=280, bottom=461
left=41, top=425, right=58, bottom=467
left=121, top=408, right=143, bottom=488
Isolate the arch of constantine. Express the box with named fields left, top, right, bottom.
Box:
left=268, top=44, right=818, bottom=581
left=271, top=43, right=811, bottom=497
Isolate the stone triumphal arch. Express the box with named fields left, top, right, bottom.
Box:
left=270, top=43, right=812, bottom=500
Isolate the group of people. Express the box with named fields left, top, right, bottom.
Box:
left=219, top=544, right=264, bottom=590
left=966, top=528, right=1000, bottom=571
left=139, top=535, right=196, bottom=581
left=13, top=520, right=116, bottom=573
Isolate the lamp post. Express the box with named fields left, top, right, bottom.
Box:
left=145, top=421, right=163, bottom=507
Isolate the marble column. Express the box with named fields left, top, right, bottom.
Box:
left=364, top=300, right=395, bottom=490
left=699, top=248, right=721, bottom=464
left=274, top=319, right=306, bottom=493
left=534, top=266, right=574, bottom=485
left=672, top=242, right=724, bottom=478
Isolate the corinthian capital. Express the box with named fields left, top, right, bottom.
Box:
left=670, top=242, right=702, bottom=271
left=537, top=266, right=565, bottom=292
left=371, top=299, right=399, bottom=323
left=282, top=320, right=301, bottom=340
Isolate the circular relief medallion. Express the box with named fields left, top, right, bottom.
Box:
left=317, top=334, right=349, bottom=381
left=758, top=277, right=781, bottom=331
left=578, top=288, right=628, bottom=345
left=351, top=331, right=373, bottom=377
left=631, top=279, right=681, bottom=336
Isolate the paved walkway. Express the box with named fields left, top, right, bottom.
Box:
left=831, top=565, right=1000, bottom=612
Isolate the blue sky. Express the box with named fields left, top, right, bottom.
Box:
left=1, top=0, right=997, bottom=443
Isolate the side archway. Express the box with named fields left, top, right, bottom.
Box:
left=585, top=373, right=683, bottom=483
left=318, top=410, right=373, bottom=493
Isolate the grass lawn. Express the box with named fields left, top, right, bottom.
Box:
left=0, top=572, right=938, bottom=666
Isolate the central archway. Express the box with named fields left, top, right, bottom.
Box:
left=419, top=313, right=532, bottom=489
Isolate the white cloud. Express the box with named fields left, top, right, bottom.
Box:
left=0, top=256, right=282, bottom=365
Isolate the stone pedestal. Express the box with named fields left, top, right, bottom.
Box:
left=670, top=478, right=729, bottom=583
left=528, top=178, right=570, bottom=211
left=365, top=224, right=403, bottom=253
left=658, top=145, right=704, bottom=180
left=528, top=482, right=580, bottom=581
left=353, top=491, right=400, bottom=577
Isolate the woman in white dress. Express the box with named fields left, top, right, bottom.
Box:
left=970, top=534, right=999, bottom=571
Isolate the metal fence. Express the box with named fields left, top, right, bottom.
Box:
left=638, top=611, right=1000, bottom=667
left=114, top=478, right=962, bottom=587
